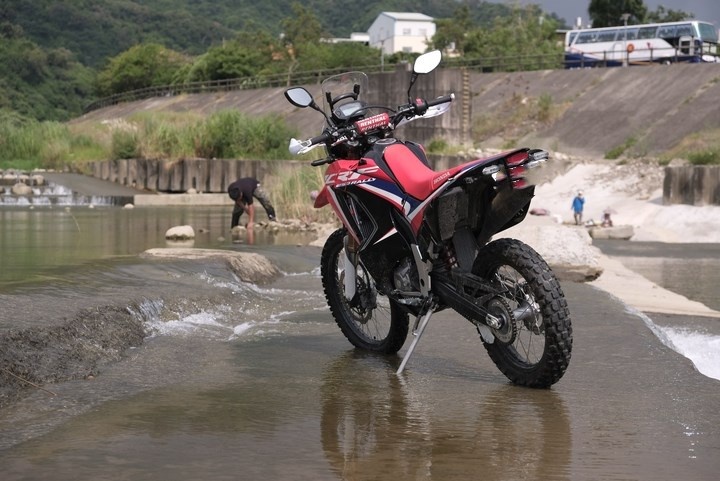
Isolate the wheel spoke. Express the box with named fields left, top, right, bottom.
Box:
left=473, top=238, right=572, bottom=387
left=334, top=246, right=393, bottom=344
left=493, top=265, right=546, bottom=365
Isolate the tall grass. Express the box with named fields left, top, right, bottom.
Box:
left=660, top=129, right=720, bottom=166
left=0, top=114, right=103, bottom=170
left=193, top=111, right=296, bottom=160
left=270, top=163, right=336, bottom=223
left=0, top=110, right=299, bottom=170
left=605, top=136, right=638, bottom=160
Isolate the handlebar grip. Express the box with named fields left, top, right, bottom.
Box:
left=311, top=158, right=330, bottom=166
left=310, top=132, right=331, bottom=145
left=427, top=93, right=455, bottom=107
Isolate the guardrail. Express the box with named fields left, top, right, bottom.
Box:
left=84, top=49, right=716, bottom=114
left=82, top=64, right=390, bottom=113
left=82, top=53, right=570, bottom=113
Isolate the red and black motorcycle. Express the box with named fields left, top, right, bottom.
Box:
left=285, top=51, right=572, bottom=388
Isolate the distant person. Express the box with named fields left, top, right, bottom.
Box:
left=571, top=190, right=585, bottom=225
left=602, top=207, right=614, bottom=227
left=227, top=177, right=277, bottom=229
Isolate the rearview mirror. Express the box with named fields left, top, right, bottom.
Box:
left=413, top=50, right=442, bottom=74
left=284, top=87, right=315, bottom=108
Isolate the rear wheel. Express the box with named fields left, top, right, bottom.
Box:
left=473, top=238, right=572, bottom=388
left=321, top=229, right=409, bottom=353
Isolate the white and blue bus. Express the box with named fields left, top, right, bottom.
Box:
left=564, top=20, right=719, bottom=68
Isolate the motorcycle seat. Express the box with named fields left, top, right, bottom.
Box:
left=383, top=143, right=448, bottom=200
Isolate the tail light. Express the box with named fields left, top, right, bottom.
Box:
left=507, top=149, right=549, bottom=189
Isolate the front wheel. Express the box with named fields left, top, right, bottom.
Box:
left=473, top=238, right=572, bottom=388
left=321, top=229, right=409, bottom=354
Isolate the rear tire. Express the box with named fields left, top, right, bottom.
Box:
left=321, top=229, right=409, bottom=354
left=473, top=238, right=572, bottom=388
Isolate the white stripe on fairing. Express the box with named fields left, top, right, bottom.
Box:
left=375, top=228, right=398, bottom=244
left=358, top=183, right=404, bottom=209
left=327, top=189, right=355, bottom=237
left=407, top=184, right=446, bottom=222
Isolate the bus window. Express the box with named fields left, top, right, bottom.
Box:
left=675, top=24, right=694, bottom=37
left=597, top=30, right=618, bottom=42
left=567, top=31, right=578, bottom=46
left=622, top=28, right=639, bottom=40
left=657, top=25, right=678, bottom=38
left=698, top=22, right=719, bottom=43
left=575, top=31, right=597, bottom=44
left=638, top=26, right=657, bottom=39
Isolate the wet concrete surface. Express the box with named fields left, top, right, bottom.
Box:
left=0, top=255, right=718, bottom=480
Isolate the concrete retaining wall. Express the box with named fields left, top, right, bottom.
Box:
left=90, top=157, right=720, bottom=207
left=90, top=158, right=288, bottom=193
left=663, top=166, right=720, bottom=205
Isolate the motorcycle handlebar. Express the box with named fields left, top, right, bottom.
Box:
left=310, top=132, right=332, bottom=145
left=310, top=157, right=331, bottom=166
left=427, top=93, right=455, bottom=107
left=294, top=94, right=454, bottom=157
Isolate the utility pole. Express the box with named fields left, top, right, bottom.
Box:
left=621, top=13, right=630, bottom=67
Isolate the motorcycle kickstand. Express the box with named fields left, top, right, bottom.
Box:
left=397, top=302, right=437, bottom=375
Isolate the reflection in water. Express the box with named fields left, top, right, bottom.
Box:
left=0, top=206, right=317, bottom=287
left=321, top=352, right=432, bottom=479
left=320, top=351, right=572, bottom=480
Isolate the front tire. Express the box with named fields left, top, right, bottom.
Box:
left=473, top=238, right=572, bottom=388
left=321, top=229, right=409, bottom=354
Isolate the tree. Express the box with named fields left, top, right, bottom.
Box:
left=646, top=6, right=693, bottom=23
left=588, top=0, right=648, bottom=27
left=95, top=43, right=189, bottom=96
left=461, top=6, right=563, bottom=64
left=429, top=5, right=476, bottom=54
left=280, top=3, right=325, bottom=50
left=180, top=27, right=285, bottom=83
left=0, top=27, right=94, bottom=120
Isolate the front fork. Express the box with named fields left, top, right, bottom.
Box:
left=342, top=235, right=358, bottom=301
left=342, top=232, right=435, bottom=375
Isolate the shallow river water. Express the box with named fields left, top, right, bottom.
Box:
left=1, top=205, right=719, bottom=480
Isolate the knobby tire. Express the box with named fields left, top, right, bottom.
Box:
left=320, top=228, right=409, bottom=354
left=473, top=238, right=573, bottom=388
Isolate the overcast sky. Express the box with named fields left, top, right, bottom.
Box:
left=501, top=1, right=720, bottom=28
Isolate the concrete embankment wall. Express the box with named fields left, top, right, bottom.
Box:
left=74, top=63, right=720, bottom=158
left=664, top=166, right=720, bottom=205
left=76, top=63, right=720, bottom=203
left=91, top=155, right=720, bottom=207
left=88, top=154, right=466, bottom=195
left=90, top=157, right=291, bottom=194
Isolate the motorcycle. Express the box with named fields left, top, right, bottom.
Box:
left=284, top=50, right=572, bottom=388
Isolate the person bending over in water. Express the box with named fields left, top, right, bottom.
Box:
left=227, top=177, right=277, bottom=229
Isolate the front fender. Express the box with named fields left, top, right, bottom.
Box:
left=313, top=185, right=330, bottom=208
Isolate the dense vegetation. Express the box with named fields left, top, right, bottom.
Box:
left=3, top=0, right=558, bottom=122
left=2, top=0, right=714, bottom=172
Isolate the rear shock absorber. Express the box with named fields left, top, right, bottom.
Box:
left=441, top=245, right=458, bottom=270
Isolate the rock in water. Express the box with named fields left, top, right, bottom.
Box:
left=165, top=225, right=195, bottom=240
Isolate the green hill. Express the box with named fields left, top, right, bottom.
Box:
left=6, top=0, right=520, bottom=67
left=1, top=0, right=552, bottom=121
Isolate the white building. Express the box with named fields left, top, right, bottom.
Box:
left=367, top=12, right=436, bottom=55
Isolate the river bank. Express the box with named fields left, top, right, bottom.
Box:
left=2, top=156, right=719, bottom=409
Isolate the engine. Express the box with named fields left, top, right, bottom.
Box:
left=392, top=257, right=420, bottom=293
